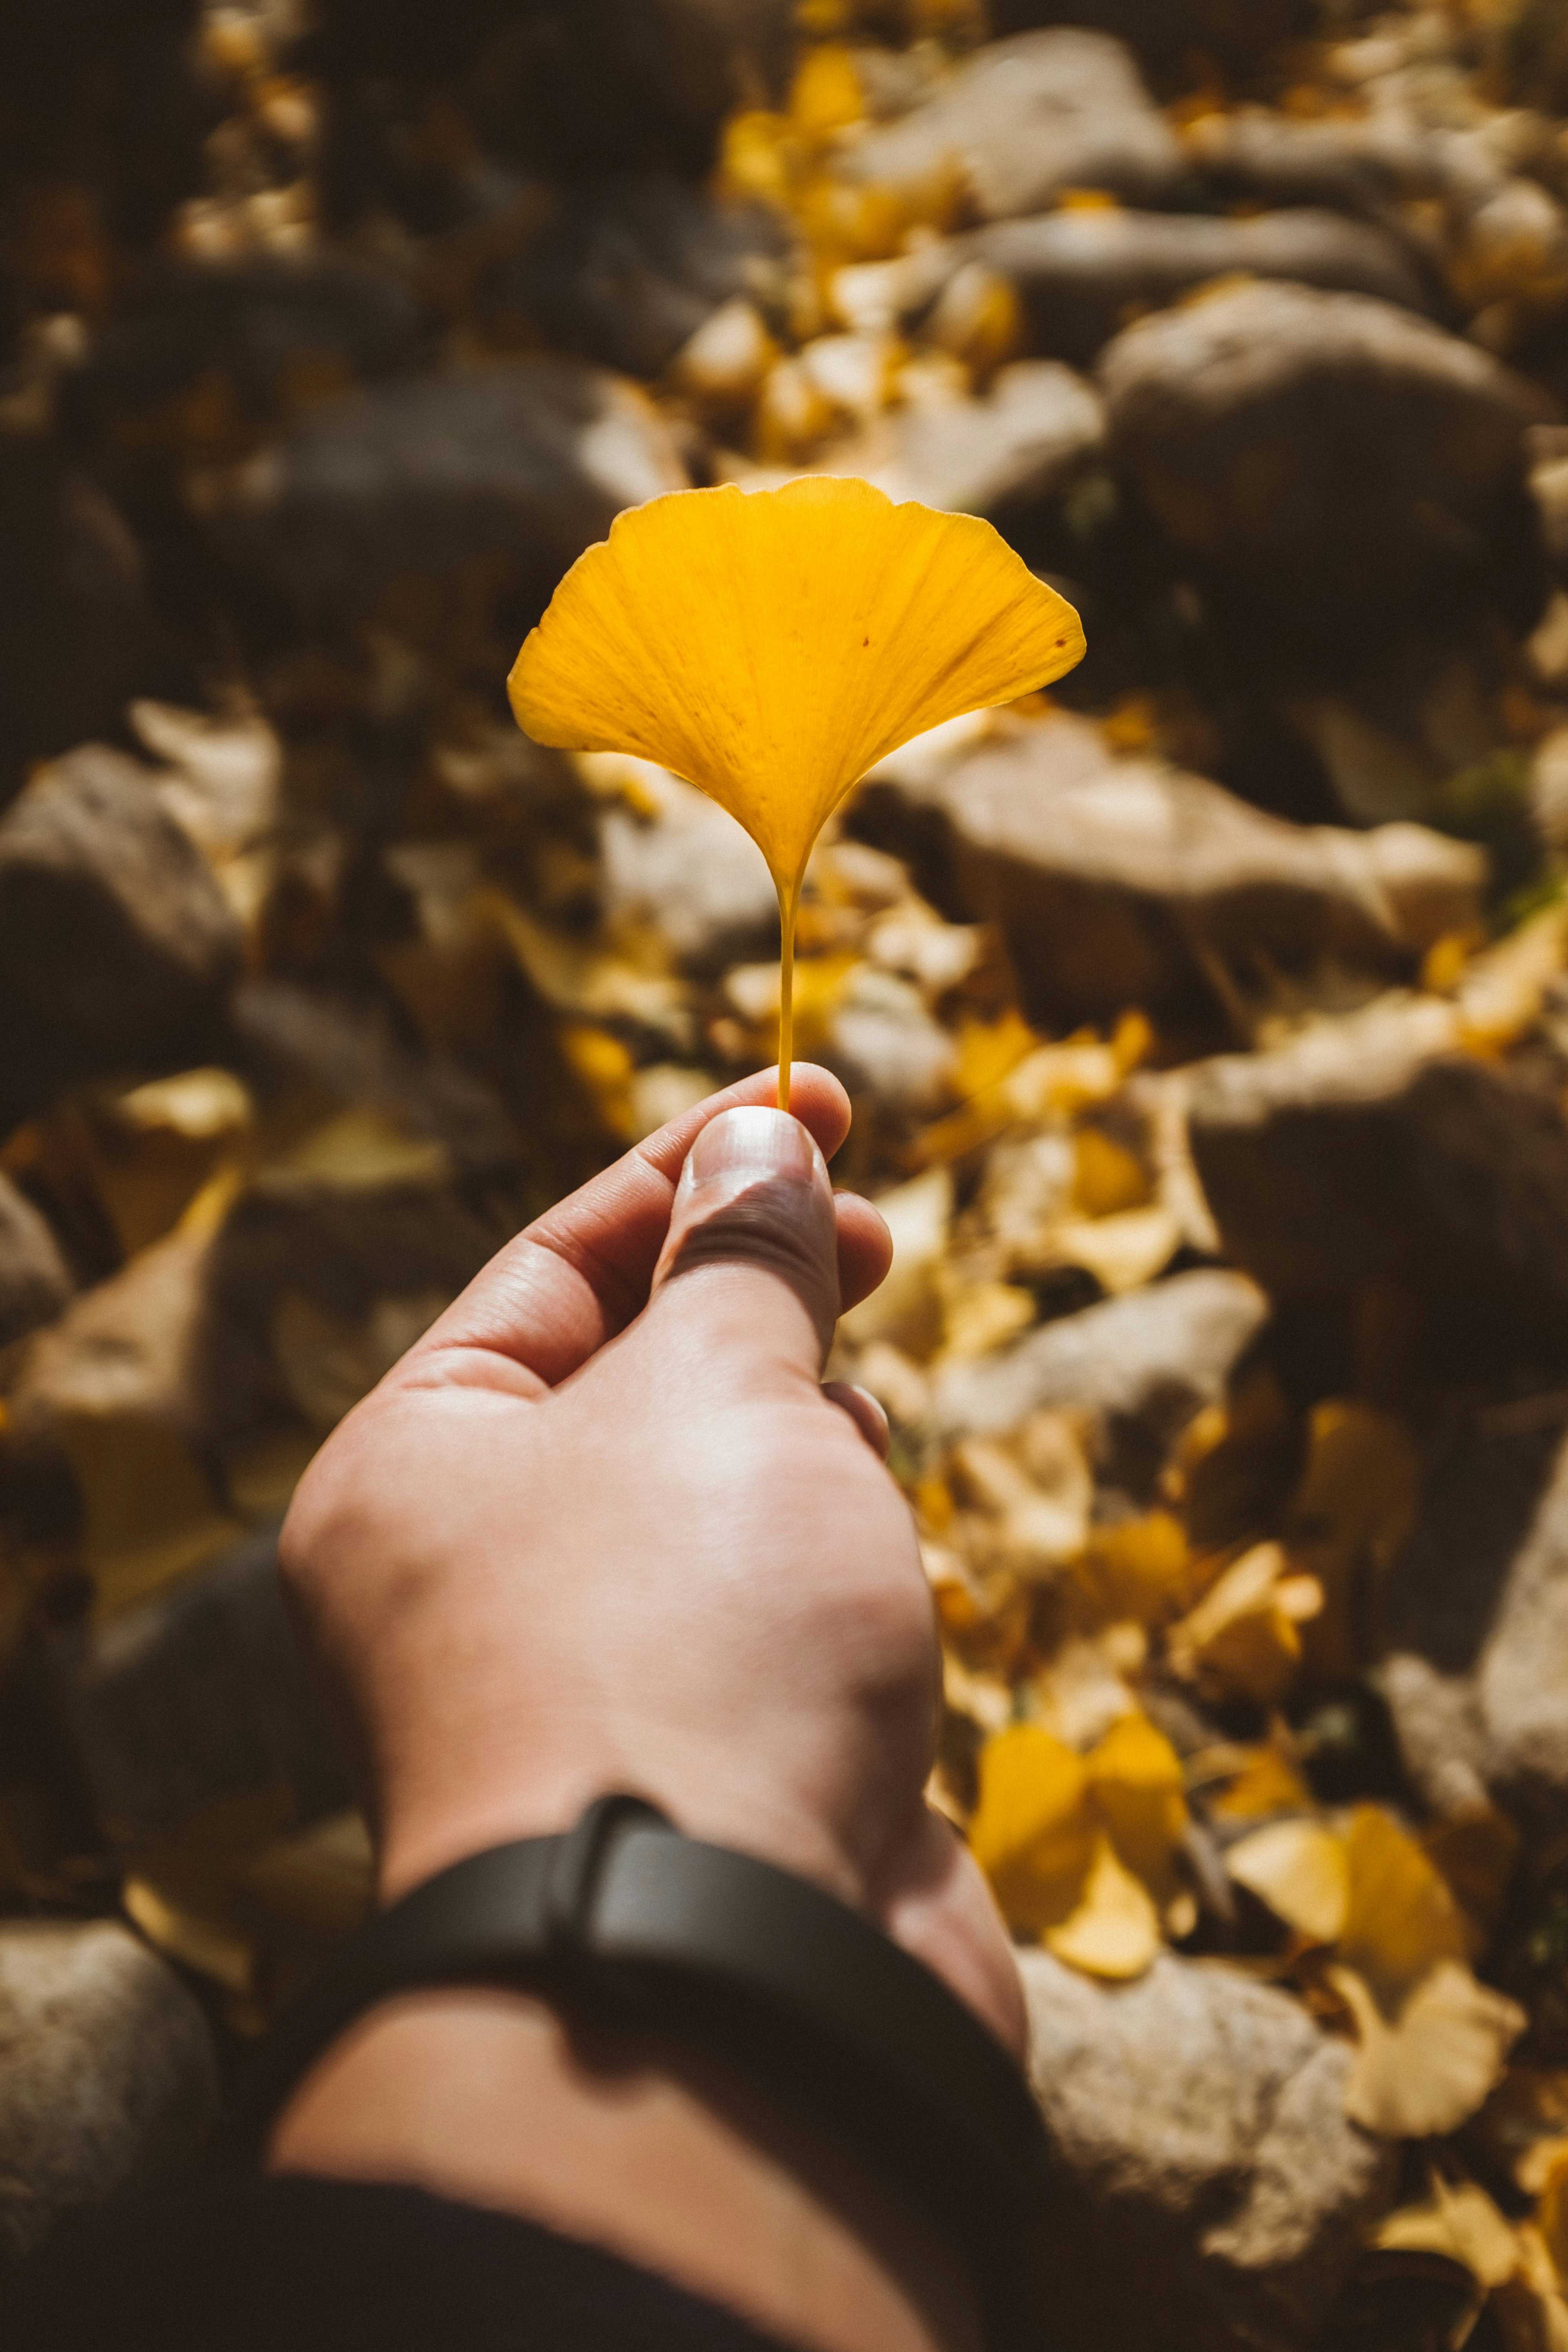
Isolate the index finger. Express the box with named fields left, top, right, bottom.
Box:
left=396, top=1064, right=854, bottom=1394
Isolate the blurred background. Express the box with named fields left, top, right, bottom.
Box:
left=5, top=0, right=1568, bottom=2344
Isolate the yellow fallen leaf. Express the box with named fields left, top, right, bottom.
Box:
left=1338, top=1804, right=1468, bottom=2009
left=1496, top=2227, right=1568, bottom=2352
left=510, top=479, right=1083, bottom=1105
left=1045, top=1830, right=1163, bottom=1981
left=1206, top=1744, right=1315, bottom=1819
left=1282, top=1398, right=1417, bottom=1680
left=1424, top=1806, right=1521, bottom=1959
left=1226, top=1818, right=1349, bottom=1946
left=1543, top=2147, right=1568, bottom=2290
left=1167, top=1540, right=1321, bottom=1704
left=969, top=1721, right=1095, bottom=1938
left=1332, top=1957, right=1526, bottom=2139
left=789, top=42, right=866, bottom=141
left=1075, top=1510, right=1191, bottom=1628
left=1087, top=1712, right=1188, bottom=1906
left=1376, top=2174, right=1521, bottom=2291
left=1041, top=1204, right=1181, bottom=1296
left=1072, top=1126, right=1150, bottom=1216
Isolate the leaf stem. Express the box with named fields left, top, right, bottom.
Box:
left=776, top=871, right=802, bottom=1113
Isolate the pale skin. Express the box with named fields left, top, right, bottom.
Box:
left=272, top=1063, right=1027, bottom=2352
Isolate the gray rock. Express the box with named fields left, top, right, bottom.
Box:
left=1184, top=107, right=1445, bottom=225
left=600, top=776, right=779, bottom=976
left=316, top=0, right=793, bottom=194
left=962, top=207, right=1433, bottom=367
left=0, top=438, right=163, bottom=791
left=933, top=1269, right=1267, bottom=1497
left=42, top=1522, right=350, bottom=1852
left=835, top=31, right=1185, bottom=224
left=848, top=711, right=1485, bottom=1037
left=1020, top=1948, right=1396, bottom=2352
left=491, top=176, right=789, bottom=380
left=987, top=0, right=1313, bottom=78
left=1185, top=997, right=1568, bottom=1339
left=0, top=1918, right=217, bottom=2267
left=811, top=361, right=1105, bottom=525
left=202, top=359, right=687, bottom=652
left=0, top=744, right=240, bottom=1124
left=1100, top=280, right=1547, bottom=623
left=63, top=253, right=423, bottom=452
left=1374, top=1401, right=1568, bottom=1830
left=0, top=1177, right=72, bottom=1349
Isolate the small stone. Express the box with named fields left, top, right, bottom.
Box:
left=0, top=1178, right=72, bottom=1349
left=1100, top=280, right=1547, bottom=628
left=0, top=1918, right=217, bottom=2267
left=933, top=1268, right=1267, bottom=1500
left=0, top=745, right=240, bottom=1126
left=490, top=177, right=789, bottom=381
left=1020, top=1947, right=1396, bottom=2352
left=835, top=31, right=1185, bottom=224
left=200, top=359, right=687, bottom=655
left=848, top=711, right=1483, bottom=1037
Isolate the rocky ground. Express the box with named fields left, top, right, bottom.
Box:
left=4, top=0, right=1568, bottom=2343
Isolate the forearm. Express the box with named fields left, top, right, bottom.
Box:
left=269, top=1986, right=982, bottom=2352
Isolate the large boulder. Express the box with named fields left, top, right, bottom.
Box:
left=933, top=1268, right=1268, bottom=1501
left=1100, top=280, right=1548, bottom=632
left=200, top=359, right=687, bottom=662
left=1185, top=994, right=1568, bottom=1344
left=847, top=711, right=1485, bottom=1038
left=488, top=178, right=789, bottom=380
left=834, top=31, right=1186, bottom=224
left=0, top=745, right=241, bottom=1125
left=1021, top=1948, right=1395, bottom=2352
left=599, top=771, right=780, bottom=977
left=0, top=1918, right=217, bottom=2269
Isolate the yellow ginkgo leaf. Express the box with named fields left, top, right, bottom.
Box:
left=510, top=478, right=1083, bottom=1104
left=1226, top=1818, right=1349, bottom=1947
left=1338, top=1804, right=1469, bottom=2009
left=1045, top=1830, right=1163, bottom=1981
left=1086, top=1711, right=1189, bottom=1906
left=1375, top=2174, right=1521, bottom=2291
left=968, top=1720, right=1096, bottom=1939
left=1332, top=1957, right=1525, bottom=2140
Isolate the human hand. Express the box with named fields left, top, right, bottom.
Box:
left=279, top=1063, right=1024, bottom=2059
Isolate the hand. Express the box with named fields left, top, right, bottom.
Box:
left=279, top=1062, right=1023, bottom=2057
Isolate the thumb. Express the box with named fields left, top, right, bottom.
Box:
left=648, top=1106, right=840, bottom=1370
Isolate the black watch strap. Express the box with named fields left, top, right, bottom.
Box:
left=222, top=1795, right=1047, bottom=2348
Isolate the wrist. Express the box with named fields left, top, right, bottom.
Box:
left=269, top=1985, right=982, bottom=2352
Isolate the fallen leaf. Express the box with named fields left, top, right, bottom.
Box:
left=1226, top=1818, right=1350, bottom=1946
left=1045, top=1830, right=1163, bottom=1981
left=1375, top=2174, right=1520, bottom=2290
left=969, top=1721, right=1095, bottom=1938
left=1338, top=1804, right=1469, bottom=2008
left=1087, top=1711, right=1188, bottom=1906
left=1168, top=1540, right=1322, bottom=1704
left=1333, top=1957, right=1526, bottom=2139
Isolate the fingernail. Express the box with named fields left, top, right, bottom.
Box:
left=686, top=1106, right=821, bottom=1187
